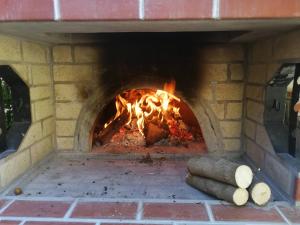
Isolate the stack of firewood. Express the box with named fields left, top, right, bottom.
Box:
left=186, top=156, right=272, bottom=206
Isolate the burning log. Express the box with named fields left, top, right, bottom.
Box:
left=187, top=156, right=253, bottom=189
left=186, top=174, right=249, bottom=206
left=144, top=121, right=169, bottom=146
left=249, top=181, right=272, bottom=206
left=96, top=113, right=129, bottom=145
left=94, top=83, right=200, bottom=147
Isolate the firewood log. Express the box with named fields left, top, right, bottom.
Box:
left=144, top=122, right=169, bottom=145
left=249, top=181, right=272, bottom=206
left=187, top=156, right=253, bottom=189
left=186, top=174, right=249, bottom=206
left=97, top=113, right=129, bottom=145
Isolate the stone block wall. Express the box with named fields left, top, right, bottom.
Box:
left=52, top=45, right=102, bottom=151
left=245, top=30, right=300, bottom=201
left=197, top=45, right=245, bottom=152
left=0, top=35, right=55, bottom=189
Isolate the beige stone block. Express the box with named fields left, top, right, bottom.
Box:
left=210, top=103, right=225, bottom=119
left=251, top=39, right=273, bottom=63
left=53, top=65, right=94, bottom=82
left=55, top=84, right=79, bottom=101
left=199, top=86, right=213, bottom=101
left=31, top=65, right=51, bottom=85
left=53, top=45, right=72, bottom=63
left=273, top=30, right=300, bottom=60
left=216, top=83, right=244, bottom=101
left=246, top=85, right=264, bottom=101
left=30, top=136, right=53, bottom=165
left=246, top=138, right=265, bottom=169
left=74, top=46, right=102, bottom=63
left=255, top=125, right=275, bottom=153
left=244, top=119, right=256, bottom=139
left=201, top=64, right=227, bottom=82
left=198, top=45, right=244, bottom=62
left=223, top=139, right=241, bottom=151
left=56, top=120, right=76, bottom=136
left=18, top=122, right=42, bottom=149
left=30, top=86, right=51, bottom=101
left=22, top=41, right=47, bottom=63
left=220, top=121, right=241, bottom=138
left=0, top=35, right=21, bottom=61
left=30, top=103, right=35, bottom=121
left=226, top=102, right=242, bottom=119
left=230, top=64, right=244, bottom=81
left=57, top=137, right=74, bottom=150
left=247, top=100, right=264, bottom=123
left=0, top=149, right=31, bottom=188
left=34, top=99, right=54, bottom=120
left=248, top=64, right=267, bottom=84
left=11, top=64, right=29, bottom=85
left=42, top=117, right=55, bottom=137
left=56, top=102, right=82, bottom=119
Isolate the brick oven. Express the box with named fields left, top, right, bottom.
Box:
left=0, top=0, right=300, bottom=217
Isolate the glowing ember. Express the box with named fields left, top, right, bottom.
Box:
left=104, top=81, right=181, bottom=137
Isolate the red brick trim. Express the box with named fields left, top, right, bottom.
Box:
left=60, top=0, right=139, bottom=21
left=220, top=0, right=300, bottom=19
left=0, top=0, right=54, bottom=21
left=144, top=0, right=213, bottom=20
left=0, top=0, right=299, bottom=23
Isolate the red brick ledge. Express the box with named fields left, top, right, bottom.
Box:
left=0, top=0, right=300, bottom=21
left=220, top=0, right=300, bottom=19
left=0, top=198, right=296, bottom=224
left=0, top=0, right=54, bottom=21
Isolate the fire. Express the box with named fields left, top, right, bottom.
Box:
left=104, top=81, right=181, bottom=136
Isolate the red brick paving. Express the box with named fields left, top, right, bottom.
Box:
left=212, top=205, right=284, bottom=222
left=0, top=200, right=6, bottom=210
left=60, top=0, right=139, bottom=21
left=220, top=0, right=300, bottom=19
left=1, top=200, right=71, bottom=218
left=0, top=221, right=20, bottom=225
left=71, top=202, right=137, bottom=219
left=0, top=198, right=299, bottom=224
left=279, top=206, right=300, bottom=223
left=102, top=224, right=167, bottom=225
left=24, top=222, right=94, bottom=225
left=143, top=203, right=209, bottom=221
left=0, top=0, right=54, bottom=21
left=295, top=178, right=300, bottom=201
left=144, top=0, right=212, bottom=20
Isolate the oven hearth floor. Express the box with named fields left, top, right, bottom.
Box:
left=0, top=153, right=294, bottom=225
left=3, top=153, right=215, bottom=200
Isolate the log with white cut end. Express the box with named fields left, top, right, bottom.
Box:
left=187, top=156, right=253, bottom=189
left=249, top=181, right=272, bottom=206
left=186, top=174, right=249, bottom=206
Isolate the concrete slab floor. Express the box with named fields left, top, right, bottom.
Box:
left=2, top=153, right=284, bottom=201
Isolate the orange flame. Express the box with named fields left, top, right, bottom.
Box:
left=104, top=81, right=181, bottom=136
